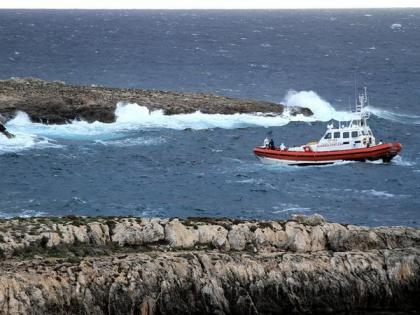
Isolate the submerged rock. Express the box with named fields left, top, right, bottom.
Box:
left=0, top=214, right=418, bottom=314
left=0, top=77, right=313, bottom=124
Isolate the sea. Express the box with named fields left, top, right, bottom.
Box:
left=0, top=9, right=419, bottom=226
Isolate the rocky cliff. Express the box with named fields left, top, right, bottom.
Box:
left=0, top=214, right=419, bottom=314
left=0, top=78, right=313, bottom=124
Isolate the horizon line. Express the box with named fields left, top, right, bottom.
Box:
left=1, top=6, right=420, bottom=10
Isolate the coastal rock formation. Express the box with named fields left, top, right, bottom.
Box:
left=0, top=77, right=313, bottom=124
left=0, top=215, right=419, bottom=314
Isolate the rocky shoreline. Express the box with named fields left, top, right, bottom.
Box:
left=0, top=214, right=418, bottom=314
left=0, top=77, right=313, bottom=124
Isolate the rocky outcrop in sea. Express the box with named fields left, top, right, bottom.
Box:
left=0, top=77, right=313, bottom=124
left=0, top=214, right=418, bottom=314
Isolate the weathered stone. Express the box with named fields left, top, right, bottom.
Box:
left=254, top=225, right=288, bottom=250
left=112, top=220, right=164, bottom=246
left=309, top=225, right=327, bottom=251
left=228, top=224, right=254, bottom=251
left=0, top=216, right=419, bottom=314
left=291, top=213, right=326, bottom=226
left=197, top=225, right=229, bottom=249
left=165, top=219, right=199, bottom=249
left=327, top=225, right=384, bottom=252
left=285, top=221, right=312, bottom=252
left=87, top=223, right=109, bottom=245
left=0, top=249, right=419, bottom=314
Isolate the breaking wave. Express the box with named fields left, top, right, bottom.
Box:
left=1, top=90, right=418, bottom=154
left=282, top=90, right=420, bottom=126
left=1, top=112, right=62, bottom=154
left=282, top=90, right=355, bottom=121
left=114, top=102, right=291, bottom=129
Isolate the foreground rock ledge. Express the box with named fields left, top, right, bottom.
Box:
left=0, top=77, right=313, bottom=124
left=0, top=215, right=419, bottom=314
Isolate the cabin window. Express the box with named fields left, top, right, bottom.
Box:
left=355, top=140, right=361, bottom=144
left=343, top=141, right=349, bottom=144
left=334, top=132, right=340, bottom=139
left=368, top=130, right=372, bottom=135
left=351, top=131, right=358, bottom=138
left=343, top=132, right=349, bottom=138
left=324, top=133, right=332, bottom=139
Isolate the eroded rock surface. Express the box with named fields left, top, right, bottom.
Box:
left=0, top=215, right=418, bottom=314
left=0, top=77, right=313, bottom=124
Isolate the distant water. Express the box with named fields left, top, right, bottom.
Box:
left=0, top=10, right=419, bottom=226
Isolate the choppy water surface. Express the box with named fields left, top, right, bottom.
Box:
left=0, top=10, right=419, bottom=226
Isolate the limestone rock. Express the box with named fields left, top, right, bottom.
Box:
left=254, top=223, right=288, bottom=250
left=291, top=213, right=326, bottom=226
left=0, top=216, right=419, bottom=314
left=285, top=221, right=312, bottom=252
left=165, top=219, right=199, bottom=249
left=228, top=224, right=255, bottom=251
left=197, top=224, right=229, bottom=249
left=0, top=249, right=418, bottom=314
left=112, top=220, right=164, bottom=246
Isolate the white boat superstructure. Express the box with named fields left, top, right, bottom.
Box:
left=288, top=88, right=377, bottom=153
left=254, top=88, right=402, bottom=165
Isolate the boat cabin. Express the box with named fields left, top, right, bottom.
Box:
left=289, top=88, right=377, bottom=152
left=316, top=121, right=376, bottom=151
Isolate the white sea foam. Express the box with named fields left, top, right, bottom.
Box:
left=114, top=102, right=291, bottom=129
left=391, top=23, right=402, bottom=30
left=282, top=90, right=355, bottom=122
left=0, top=113, right=61, bottom=154
left=361, top=189, right=395, bottom=198
left=95, top=136, right=166, bottom=147
left=7, top=111, right=125, bottom=140
left=367, top=106, right=420, bottom=125
left=391, top=155, right=416, bottom=167
left=272, top=205, right=311, bottom=214
left=0, top=209, right=47, bottom=219
left=1, top=90, right=417, bottom=155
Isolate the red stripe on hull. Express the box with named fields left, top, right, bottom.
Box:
left=254, top=142, right=402, bottom=162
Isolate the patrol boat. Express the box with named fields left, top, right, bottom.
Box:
left=254, top=88, right=402, bottom=165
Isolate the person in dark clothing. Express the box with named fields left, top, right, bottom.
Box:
left=0, top=123, right=14, bottom=139
left=269, top=138, right=275, bottom=150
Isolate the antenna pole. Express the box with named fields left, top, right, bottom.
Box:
left=354, top=74, right=357, bottom=108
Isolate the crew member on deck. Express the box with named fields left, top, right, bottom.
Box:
left=263, top=137, right=269, bottom=148
left=269, top=138, right=275, bottom=150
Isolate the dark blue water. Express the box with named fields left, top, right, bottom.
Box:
left=0, top=10, right=419, bottom=226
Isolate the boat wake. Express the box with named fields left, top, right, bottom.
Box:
left=391, top=155, right=416, bottom=167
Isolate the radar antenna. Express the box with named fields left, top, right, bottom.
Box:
left=357, top=87, right=370, bottom=120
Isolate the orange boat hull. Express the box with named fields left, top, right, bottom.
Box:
left=253, top=142, right=402, bottom=165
